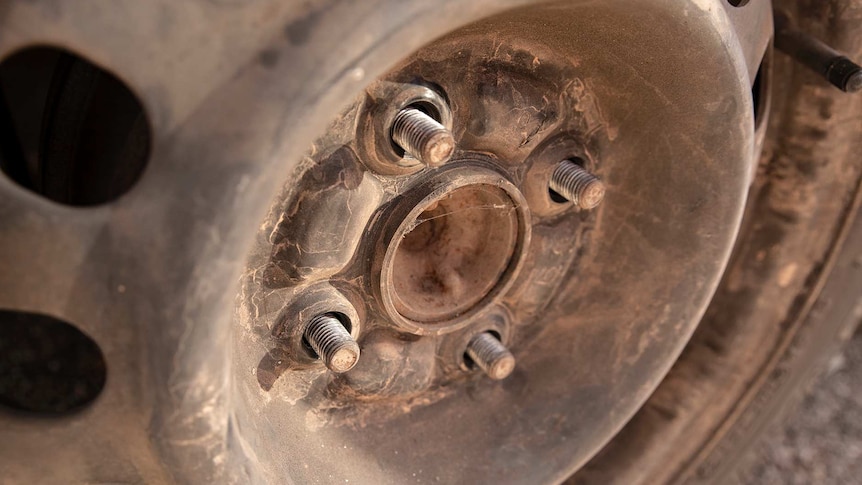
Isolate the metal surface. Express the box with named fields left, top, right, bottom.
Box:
left=0, top=0, right=772, bottom=483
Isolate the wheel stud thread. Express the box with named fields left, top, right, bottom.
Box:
left=391, top=108, right=455, bottom=167
left=550, top=160, right=606, bottom=210
left=304, top=314, right=360, bottom=373
left=467, top=332, right=516, bottom=380
left=774, top=12, right=862, bottom=93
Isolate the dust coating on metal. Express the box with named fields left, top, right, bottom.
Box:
left=235, top=1, right=761, bottom=483
left=0, top=0, right=772, bottom=483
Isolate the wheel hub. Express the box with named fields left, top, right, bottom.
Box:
left=379, top=163, right=530, bottom=330
left=233, top=0, right=764, bottom=482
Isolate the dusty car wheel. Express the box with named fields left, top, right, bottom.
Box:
left=0, top=0, right=859, bottom=483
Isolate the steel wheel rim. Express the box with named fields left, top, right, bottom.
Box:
left=0, top=0, right=773, bottom=483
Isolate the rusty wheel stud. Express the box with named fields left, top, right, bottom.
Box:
left=775, top=12, right=862, bottom=94
left=550, top=160, right=606, bottom=210
left=304, top=314, right=360, bottom=373
left=466, top=332, right=516, bottom=380
left=391, top=107, right=455, bottom=167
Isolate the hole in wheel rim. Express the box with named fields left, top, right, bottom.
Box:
left=0, top=46, right=151, bottom=206
left=0, top=310, right=106, bottom=415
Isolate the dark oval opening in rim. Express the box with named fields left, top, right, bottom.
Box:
left=0, top=46, right=151, bottom=206
left=0, top=309, right=107, bottom=415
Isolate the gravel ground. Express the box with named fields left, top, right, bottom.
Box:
left=734, top=331, right=862, bottom=485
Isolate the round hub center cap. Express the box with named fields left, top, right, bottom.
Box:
left=393, top=184, right=518, bottom=322
left=379, top=163, right=531, bottom=334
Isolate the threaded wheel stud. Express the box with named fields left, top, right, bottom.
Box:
left=466, top=332, right=516, bottom=380
left=550, top=160, right=606, bottom=210
left=774, top=12, right=862, bottom=94
left=391, top=107, right=455, bottom=167
left=304, top=314, right=360, bottom=373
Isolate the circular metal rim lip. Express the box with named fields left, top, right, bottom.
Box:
left=378, top=162, right=532, bottom=336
